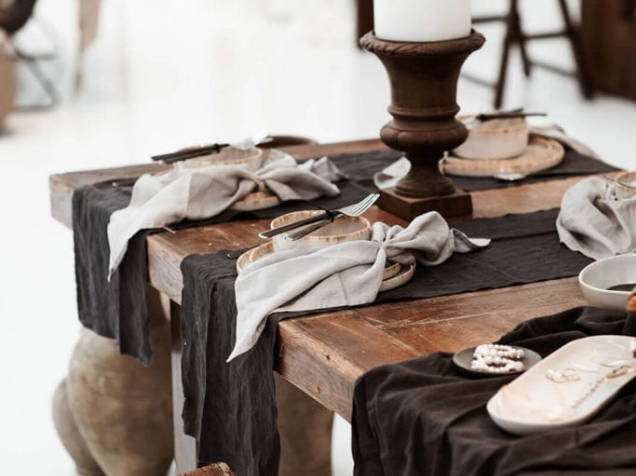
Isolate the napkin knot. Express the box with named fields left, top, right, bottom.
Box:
left=557, top=175, right=636, bottom=260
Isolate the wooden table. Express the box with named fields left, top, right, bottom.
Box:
left=50, top=138, right=594, bottom=471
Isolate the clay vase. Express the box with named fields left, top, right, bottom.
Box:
left=52, top=379, right=105, bottom=476
left=66, top=293, right=174, bottom=476
left=275, top=374, right=333, bottom=476
left=0, top=41, right=16, bottom=131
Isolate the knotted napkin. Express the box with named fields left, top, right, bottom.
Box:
left=107, top=151, right=342, bottom=276
left=557, top=174, right=636, bottom=259
left=229, top=212, right=490, bottom=361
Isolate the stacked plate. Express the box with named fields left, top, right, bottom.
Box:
left=236, top=210, right=415, bottom=292
left=442, top=117, right=565, bottom=179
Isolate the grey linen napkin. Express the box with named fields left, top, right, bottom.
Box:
left=374, top=126, right=599, bottom=190
left=557, top=175, right=636, bottom=259
left=229, top=212, right=490, bottom=361
left=107, top=152, right=342, bottom=276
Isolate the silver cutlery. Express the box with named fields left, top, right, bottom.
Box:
left=258, top=193, right=380, bottom=240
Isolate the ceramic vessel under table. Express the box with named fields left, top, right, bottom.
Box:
left=579, top=254, right=636, bottom=310
left=269, top=211, right=371, bottom=252
left=487, top=335, right=636, bottom=435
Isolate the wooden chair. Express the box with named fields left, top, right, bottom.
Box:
left=179, top=463, right=235, bottom=476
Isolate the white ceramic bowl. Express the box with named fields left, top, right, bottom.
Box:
left=182, top=146, right=264, bottom=170
left=270, top=210, right=371, bottom=252
left=454, top=117, right=529, bottom=160
left=578, top=254, right=636, bottom=311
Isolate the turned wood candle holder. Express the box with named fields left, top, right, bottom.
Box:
left=361, top=30, right=485, bottom=220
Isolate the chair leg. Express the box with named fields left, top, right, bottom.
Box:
left=557, top=0, right=595, bottom=98
left=494, top=1, right=517, bottom=109
left=511, top=0, right=533, bottom=77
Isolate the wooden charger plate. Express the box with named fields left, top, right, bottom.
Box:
left=236, top=242, right=414, bottom=292
left=442, top=136, right=565, bottom=178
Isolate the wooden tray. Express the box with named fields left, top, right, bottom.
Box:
left=442, top=136, right=565, bottom=178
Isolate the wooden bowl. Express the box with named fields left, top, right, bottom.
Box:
left=270, top=211, right=371, bottom=252
left=454, top=117, right=529, bottom=160
left=181, top=147, right=264, bottom=170
left=613, top=171, right=636, bottom=199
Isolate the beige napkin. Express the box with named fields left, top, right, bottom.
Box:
left=229, top=212, right=490, bottom=361
left=107, top=151, right=341, bottom=277
left=557, top=175, right=636, bottom=260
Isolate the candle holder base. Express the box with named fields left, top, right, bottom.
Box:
left=379, top=187, right=473, bottom=221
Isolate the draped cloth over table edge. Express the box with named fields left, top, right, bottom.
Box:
left=230, top=212, right=490, bottom=361
left=352, top=307, right=636, bottom=476
left=179, top=209, right=595, bottom=475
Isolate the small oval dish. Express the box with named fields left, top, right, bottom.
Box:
left=579, top=254, right=636, bottom=311
left=454, top=117, right=529, bottom=160
left=269, top=211, right=371, bottom=252
left=487, top=335, right=636, bottom=435
left=453, top=346, right=541, bottom=379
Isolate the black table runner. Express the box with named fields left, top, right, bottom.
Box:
left=71, top=146, right=617, bottom=365
left=352, top=307, right=636, bottom=476
left=179, top=208, right=594, bottom=475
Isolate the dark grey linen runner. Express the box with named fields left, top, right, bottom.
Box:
left=352, top=307, right=636, bottom=476
left=179, top=208, right=594, bottom=474
left=71, top=146, right=616, bottom=365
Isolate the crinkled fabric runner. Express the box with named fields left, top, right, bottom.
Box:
left=179, top=208, right=593, bottom=475
left=352, top=307, right=636, bottom=476
left=71, top=147, right=617, bottom=364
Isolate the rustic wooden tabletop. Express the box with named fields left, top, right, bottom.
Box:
left=50, top=138, right=594, bottom=422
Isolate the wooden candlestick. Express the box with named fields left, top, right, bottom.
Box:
left=361, top=30, right=485, bottom=220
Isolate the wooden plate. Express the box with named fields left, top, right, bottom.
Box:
left=236, top=243, right=413, bottom=292
left=452, top=346, right=542, bottom=379
left=230, top=191, right=281, bottom=212
left=442, top=136, right=565, bottom=178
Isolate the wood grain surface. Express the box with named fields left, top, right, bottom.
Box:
left=50, top=138, right=603, bottom=421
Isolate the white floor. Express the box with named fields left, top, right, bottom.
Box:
left=0, top=1, right=634, bottom=475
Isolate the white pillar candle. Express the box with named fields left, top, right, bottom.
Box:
left=374, top=0, right=472, bottom=42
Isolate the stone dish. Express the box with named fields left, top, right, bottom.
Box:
left=487, top=336, right=636, bottom=435
left=452, top=346, right=541, bottom=379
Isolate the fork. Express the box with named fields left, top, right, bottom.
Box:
left=258, top=193, right=380, bottom=239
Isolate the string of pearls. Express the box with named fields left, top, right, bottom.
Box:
left=471, top=344, right=525, bottom=374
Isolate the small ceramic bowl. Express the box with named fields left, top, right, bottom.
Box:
left=182, top=146, right=264, bottom=170
left=579, top=254, right=636, bottom=311
left=454, top=117, right=529, bottom=160
left=270, top=210, right=371, bottom=252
